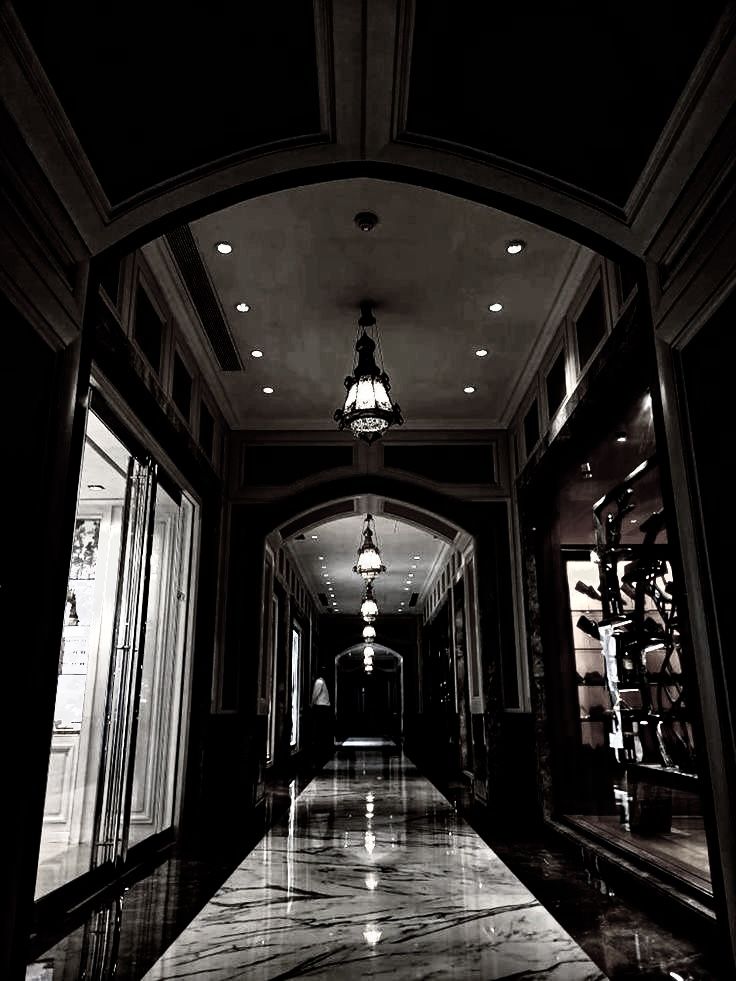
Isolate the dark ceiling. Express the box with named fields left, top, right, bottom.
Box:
left=12, top=2, right=723, bottom=210
left=405, top=3, right=723, bottom=206
left=14, top=1, right=321, bottom=203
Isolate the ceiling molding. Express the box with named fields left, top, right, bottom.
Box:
left=141, top=239, right=241, bottom=428
left=164, top=226, right=242, bottom=371
left=500, top=245, right=596, bottom=428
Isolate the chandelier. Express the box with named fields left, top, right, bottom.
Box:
left=360, top=582, right=378, bottom=623
left=334, top=301, right=403, bottom=444
left=353, top=514, right=385, bottom=580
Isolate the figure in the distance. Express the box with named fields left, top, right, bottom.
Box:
left=310, top=668, right=333, bottom=768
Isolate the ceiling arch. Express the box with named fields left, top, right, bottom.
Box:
left=3, top=2, right=730, bottom=260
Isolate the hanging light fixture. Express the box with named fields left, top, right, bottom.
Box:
left=353, top=514, right=386, bottom=580
left=361, top=582, right=378, bottom=623
left=363, top=624, right=376, bottom=641
left=334, top=301, right=403, bottom=444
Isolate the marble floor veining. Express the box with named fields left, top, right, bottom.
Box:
left=143, top=744, right=606, bottom=980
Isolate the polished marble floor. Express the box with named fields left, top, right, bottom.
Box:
left=142, top=742, right=606, bottom=980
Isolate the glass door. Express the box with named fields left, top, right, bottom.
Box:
left=91, top=453, right=156, bottom=870
left=127, top=486, right=194, bottom=847
left=35, top=404, right=196, bottom=898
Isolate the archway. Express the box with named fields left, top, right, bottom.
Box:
left=238, top=473, right=516, bottom=807
left=334, top=645, right=404, bottom=745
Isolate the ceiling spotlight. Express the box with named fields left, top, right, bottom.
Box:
left=235, top=301, right=250, bottom=313
left=354, top=211, right=379, bottom=232
left=334, top=301, right=403, bottom=444
left=251, top=350, right=263, bottom=358
left=353, top=514, right=386, bottom=580
left=488, top=302, right=503, bottom=313
left=464, top=386, right=476, bottom=394
left=615, top=431, right=628, bottom=443
left=403, top=587, right=410, bottom=591
left=216, top=241, right=233, bottom=254
left=475, top=349, right=488, bottom=357
left=262, top=386, right=274, bottom=394
left=318, top=555, right=324, bottom=560
left=506, top=239, right=526, bottom=255
left=412, top=554, right=420, bottom=560
left=311, top=534, right=319, bottom=540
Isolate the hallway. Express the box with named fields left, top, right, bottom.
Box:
left=143, top=742, right=605, bottom=980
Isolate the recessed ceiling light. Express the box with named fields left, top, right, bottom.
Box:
left=506, top=239, right=526, bottom=255
left=216, top=241, right=233, bottom=254
left=475, top=348, right=488, bottom=357
left=235, top=301, right=250, bottom=313
left=311, top=535, right=319, bottom=540
left=403, top=587, right=410, bottom=591
left=318, top=555, right=324, bottom=560
left=262, top=386, right=274, bottom=394
left=405, top=579, right=412, bottom=584
left=413, top=555, right=420, bottom=560
left=251, top=350, right=263, bottom=358
left=411, top=564, right=417, bottom=569
left=464, top=386, right=476, bottom=394
left=630, top=519, right=638, bottom=524
left=615, top=431, right=628, bottom=443
left=488, top=302, right=503, bottom=313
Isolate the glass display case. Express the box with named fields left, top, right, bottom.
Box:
left=548, top=388, right=711, bottom=897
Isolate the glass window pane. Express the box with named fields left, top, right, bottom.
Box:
left=134, top=287, right=163, bottom=374
left=35, top=412, right=130, bottom=898
left=523, top=399, right=540, bottom=455
left=290, top=626, right=302, bottom=749
left=172, top=353, right=192, bottom=422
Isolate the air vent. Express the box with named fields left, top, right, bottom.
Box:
left=318, top=593, right=329, bottom=607
left=409, top=592, right=419, bottom=608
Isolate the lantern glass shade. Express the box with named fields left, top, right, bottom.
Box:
left=355, top=544, right=383, bottom=578
left=334, top=306, right=403, bottom=445
left=361, top=597, right=378, bottom=622
left=363, top=625, right=376, bottom=641
left=353, top=514, right=386, bottom=580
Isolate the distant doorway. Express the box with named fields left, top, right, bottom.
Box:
left=335, top=647, right=402, bottom=744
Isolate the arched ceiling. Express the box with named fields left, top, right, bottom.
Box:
left=3, top=2, right=729, bottom=254
left=284, top=512, right=449, bottom=617
left=172, top=177, right=585, bottom=429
